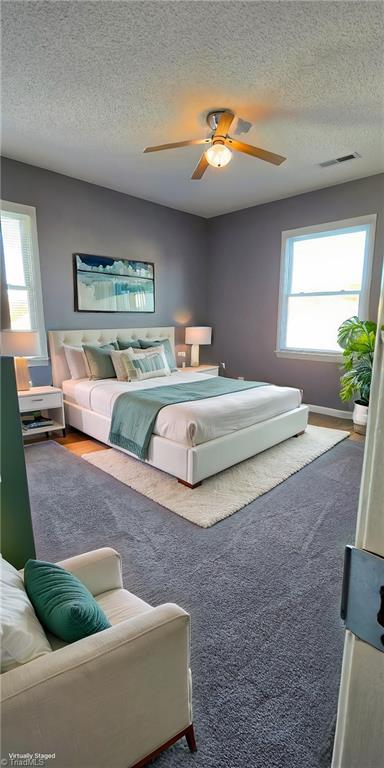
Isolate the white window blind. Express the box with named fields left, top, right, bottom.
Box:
left=276, top=215, right=376, bottom=362
left=1, top=200, right=47, bottom=361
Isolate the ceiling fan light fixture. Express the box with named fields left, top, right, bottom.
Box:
left=205, top=143, right=232, bottom=168
left=144, top=110, right=286, bottom=179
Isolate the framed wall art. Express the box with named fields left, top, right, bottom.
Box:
left=73, top=254, right=155, bottom=313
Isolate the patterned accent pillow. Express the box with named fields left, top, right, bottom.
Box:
left=138, top=338, right=177, bottom=371
left=122, top=345, right=171, bottom=381
left=118, top=349, right=139, bottom=381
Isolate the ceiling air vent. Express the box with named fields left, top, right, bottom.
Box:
left=319, top=152, right=361, bottom=168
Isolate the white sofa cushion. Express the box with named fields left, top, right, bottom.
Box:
left=0, top=556, right=52, bottom=672
left=96, top=588, right=152, bottom=625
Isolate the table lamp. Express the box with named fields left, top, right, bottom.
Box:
left=185, top=326, right=212, bottom=367
left=0, top=330, right=40, bottom=390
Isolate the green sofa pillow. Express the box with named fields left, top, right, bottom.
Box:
left=139, top=338, right=177, bottom=371
left=24, top=560, right=111, bottom=643
left=117, top=339, right=141, bottom=350
left=82, top=343, right=117, bottom=379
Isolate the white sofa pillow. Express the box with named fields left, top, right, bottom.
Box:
left=0, top=556, right=52, bottom=673
left=64, top=345, right=90, bottom=379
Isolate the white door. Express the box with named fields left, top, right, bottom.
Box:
left=332, top=277, right=384, bottom=768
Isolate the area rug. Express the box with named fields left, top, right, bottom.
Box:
left=25, top=438, right=363, bottom=768
left=82, top=425, right=349, bottom=527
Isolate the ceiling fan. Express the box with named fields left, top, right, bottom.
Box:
left=143, top=110, right=286, bottom=179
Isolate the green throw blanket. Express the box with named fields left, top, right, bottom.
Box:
left=109, top=377, right=269, bottom=459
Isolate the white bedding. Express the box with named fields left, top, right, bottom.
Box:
left=63, top=372, right=302, bottom=447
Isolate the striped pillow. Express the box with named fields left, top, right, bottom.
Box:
left=123, top=346, right=170, bottom=381
left=139, top=338, right=177, bottom=371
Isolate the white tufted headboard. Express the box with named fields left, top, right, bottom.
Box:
left=48, top=327, right=176, bottom=388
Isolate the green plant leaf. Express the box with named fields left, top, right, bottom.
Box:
left=368, top=330, right=376, bottom=350
left=338, top=316, right=376, bottom=403
left=337, top=316, right=377, bottom=350
left=342, top=353, right=354, bottom=372
left=337, top=316, right=364, bottom=349
left=340, top=371, right=357, bottom=402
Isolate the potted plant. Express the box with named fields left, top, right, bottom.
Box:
left=337, top=316, right=378, bottom=434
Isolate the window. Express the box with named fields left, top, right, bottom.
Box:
left=276, top=215, right=376, bottom=362
left=1, top=200, right=47, bottom=363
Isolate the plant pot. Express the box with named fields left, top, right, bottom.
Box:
left=353, top=400, right=369, bottom=434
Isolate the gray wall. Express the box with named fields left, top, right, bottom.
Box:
left=2, top=157, right=383, bottom=407
left=1, top=158, right=209, bottom=384
left=205, top=174, right=384, bottom=409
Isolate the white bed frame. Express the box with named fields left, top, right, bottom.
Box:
left=48, top=328, right=308, bottom=487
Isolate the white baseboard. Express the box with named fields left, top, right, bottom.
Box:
left=305, top=403, right=353, bottom=420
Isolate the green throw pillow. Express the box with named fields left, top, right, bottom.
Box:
left=139, top=338, right=177, bottom=371
left=24, top=560, right=111, bottom=643
left=82, top=343, right=117, bottom=379
left=117, top=338, right=141, bottom=350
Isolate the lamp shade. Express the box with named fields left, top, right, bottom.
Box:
left=185, top=326, right=212, bottom=346
left=0, top=330, right=40, bottom=357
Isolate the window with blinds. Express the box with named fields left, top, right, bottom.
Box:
left=1, top=201, right=47, bottom=360
left=276, top=215, right=376, bottom=362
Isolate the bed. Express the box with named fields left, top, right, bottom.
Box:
left=48, top=327, right=308, bottom=486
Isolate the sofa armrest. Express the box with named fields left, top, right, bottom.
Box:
left=1, top=603, right=191, bottom=768
left=56, top=547, right=123, bottom=595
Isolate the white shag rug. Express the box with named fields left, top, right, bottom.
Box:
left=82, top=425, right=349, bottom=528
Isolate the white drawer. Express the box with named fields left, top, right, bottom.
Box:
left=19, top=392, right=62, bottom=413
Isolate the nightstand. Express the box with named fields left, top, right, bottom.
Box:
left=178, top=364, right=219, bottom=376
left=18, top=386, right=65, bottom=439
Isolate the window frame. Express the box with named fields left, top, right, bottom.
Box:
left=1, top=199, right=48, bottom=365
left=276, top=214, right=377, bottom=363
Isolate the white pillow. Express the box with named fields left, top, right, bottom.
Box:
left=0, top=556, right=52, bottom=672
left=123, top=345, right=171, bottom=381
left=110, top=350, right=129, bottom=382
left=63, top=345, right=90, bottom=379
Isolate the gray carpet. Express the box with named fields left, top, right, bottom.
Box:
left=25, top=438, right=363, bottom=768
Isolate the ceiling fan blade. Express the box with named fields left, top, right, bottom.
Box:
left=191, top=153, right=209, bottom=180
left=213, top=111, right=235, bottom=139
left=144, top=139, right=210, bottom=153
left=226, top=138, right=286, bottom=165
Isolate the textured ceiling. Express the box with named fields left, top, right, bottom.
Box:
left=2, top=1, right=384, bottom=217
